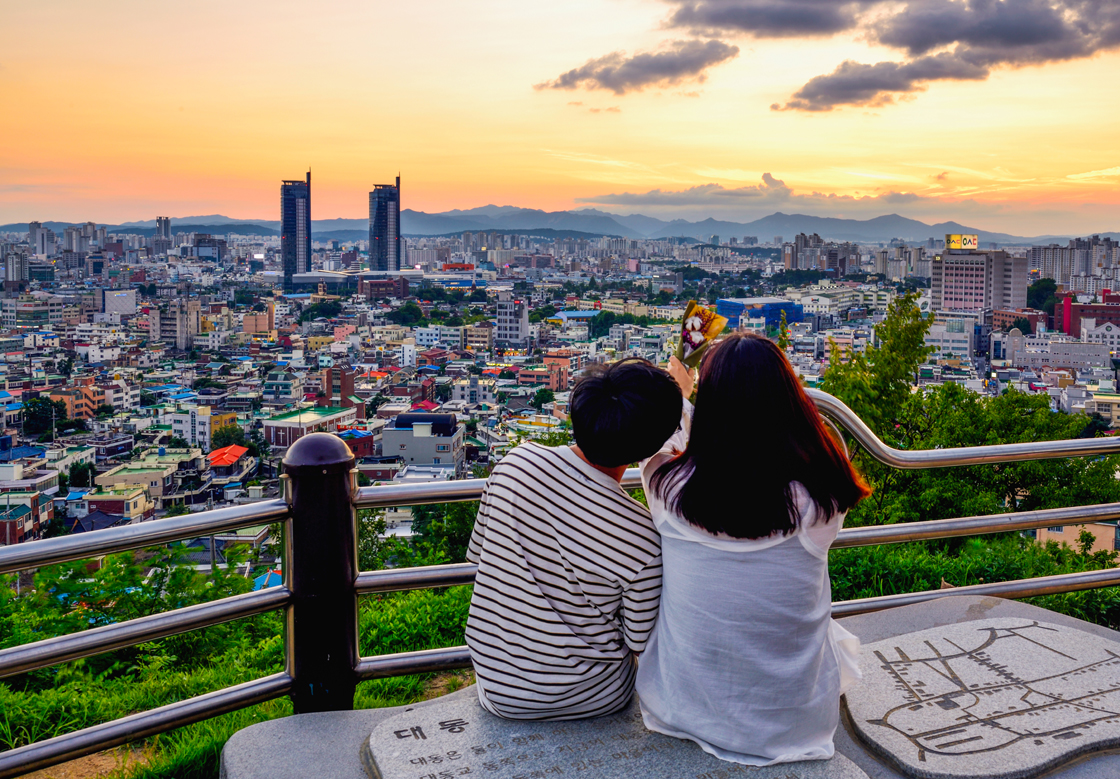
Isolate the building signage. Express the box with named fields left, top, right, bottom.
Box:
left=945, top=234, right=979, bottom=251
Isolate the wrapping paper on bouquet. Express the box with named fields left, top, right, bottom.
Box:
left=675, top=301, right=728, bottom=368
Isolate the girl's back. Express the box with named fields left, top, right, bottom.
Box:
left=635, top=483, right=858, bottom=765
left=641, top=333, right=870, bottom=765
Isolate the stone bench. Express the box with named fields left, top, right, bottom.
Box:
left=221, top=596, right=1120, bottom=779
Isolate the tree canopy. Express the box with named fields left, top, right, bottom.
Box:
left=211, top=424, right=247, bottom=450
left=22, top=397, right=68, bottom=436
left=298, top=300, right=342, bottom=322
left=385, top=301, right=424, bottom=326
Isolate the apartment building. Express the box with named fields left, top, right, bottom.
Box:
left=169, top=406, right=238, bottom=452
left=382, top=413, right=465, bottom=477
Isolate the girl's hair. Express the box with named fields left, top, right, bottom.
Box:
left=650, top=331, right=870, bottom=539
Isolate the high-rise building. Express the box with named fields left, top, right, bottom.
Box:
left=156, top=216, right=171, bottom=240
left=4, top=250, right=29, bottom=283
left=369, top=176, right=401, bottom=272
left=495, top=290, right=531, bottom=347
left=149, top=298, right=201, bottom=351
left=281, top=172, right=311, bottom=291
left=930, top=249, right=1026, bottom=313
left=27, top=222, right=41, bottom=251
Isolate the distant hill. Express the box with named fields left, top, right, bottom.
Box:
left=313, top=229, right=367, bottom=241
left=401, top=207, right=640, bottom=237
left=5, top=210, right=1118, bottom=246
left=420, top=227, right=627, bottom=240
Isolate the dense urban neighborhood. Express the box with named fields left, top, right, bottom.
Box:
left=2, top=209, right=1120, bottom=552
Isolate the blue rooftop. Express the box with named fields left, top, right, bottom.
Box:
left=554, top=310, right=600, bottom=321
left=338, top=429, right=372, bottom=439
left=253, top=570, right=283, bottom=591
left=0, top=445, right=46, bottom=462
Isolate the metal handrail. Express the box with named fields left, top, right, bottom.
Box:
left=5, top=389, right=1120, bottom=778
left=0, top=672, right=293, bottom=778
left=806, top=388, right=1120, bottom=468
left=0, top=498, right=289, bottom=575
left=352, top=391, right=1120, bottom=510
left=0, top=586, right=291, bottom=679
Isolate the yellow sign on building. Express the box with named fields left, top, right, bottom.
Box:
left=945, top=234, right=979, bottom=250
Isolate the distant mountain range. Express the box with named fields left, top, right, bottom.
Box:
left=4, top=208, right=1118, bottom=246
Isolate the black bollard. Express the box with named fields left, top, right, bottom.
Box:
left=282, top=432, right=358, bottom=713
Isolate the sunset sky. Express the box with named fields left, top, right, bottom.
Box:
left=3, top=0, right=1120, bottom=235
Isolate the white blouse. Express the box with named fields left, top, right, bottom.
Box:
left=635, top=404, right=861, bottom=766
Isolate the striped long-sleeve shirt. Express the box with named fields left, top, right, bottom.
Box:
left=465, top=442, right=662, bottom=720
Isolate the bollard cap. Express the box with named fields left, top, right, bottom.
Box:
left=283, top=432, right=355, bottom=473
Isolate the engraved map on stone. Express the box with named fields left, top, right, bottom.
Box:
left=846, top=618, right=1120, bottom=779
left=362, top=692, right=869, bottom=779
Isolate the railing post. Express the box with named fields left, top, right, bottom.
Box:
left=282, top=432, right=358, bottom=713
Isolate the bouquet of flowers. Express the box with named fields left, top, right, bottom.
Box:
left=675, top=300, right=728, bottom=368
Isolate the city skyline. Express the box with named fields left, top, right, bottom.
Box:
left=369, top=177, right=402, bottom=272
left=3, top=0, right=1120, bottom=234
left=280, top=172, right=311, bottom=291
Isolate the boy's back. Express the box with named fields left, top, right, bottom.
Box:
left=465, top=441, right=661, bottom=720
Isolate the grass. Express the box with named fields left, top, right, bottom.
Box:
left=0, top=586, right=473, bottom=779
left=6, top=534, right=1120, bottom=779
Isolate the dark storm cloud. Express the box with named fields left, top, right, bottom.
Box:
left=773, top=53, right=989, bottom=111
left=769, top=0, right=1120, bottom=110
left=534, top=39, right=739, bottom=95
left=875, top=0, right=1092, bottom=59
left=543, top=0, right=1120, bottom=109
left=665, top=0, right=885, bottom=37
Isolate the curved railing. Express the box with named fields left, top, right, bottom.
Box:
left=3, top=390, right=1120, bottom=777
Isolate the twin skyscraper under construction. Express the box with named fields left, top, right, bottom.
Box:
left=280, top=172, right=401, bottom=291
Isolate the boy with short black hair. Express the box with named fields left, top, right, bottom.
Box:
left=465, top=358, right=683, bottom=720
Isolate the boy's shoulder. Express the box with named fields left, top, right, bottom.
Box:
left=499, top=441, right=562, bottom=467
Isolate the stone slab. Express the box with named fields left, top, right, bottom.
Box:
left=221, top=596, right=1120, bottom=779
left=844, top=616, right=1120, bottom=779
left=361, top=693, right=868, bottom=779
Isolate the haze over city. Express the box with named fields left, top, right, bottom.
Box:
left=4, top=0, right=1120, bottom=235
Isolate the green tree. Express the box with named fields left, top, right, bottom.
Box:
left=1027, top=278, right=1058, bottom=312
left=777, top=309, right=791, bottom=352
left=529, top=305, right=558, bottom=324
left=847, top=383, right=1120, bottom=527
left=23, top=397, right=69, bottom=436
left=366, top=393, right=390, bottom=417
left=164, top=504, right=190, bottom=517
left=530, top=388, right=555, bottom=410
left=820, top=292, right=933, bottom=441
left=408, top=502, right=479, bottom=564
left=385, top=301, right=424, bottom=326
left=1010, top=316, right=1033, bottom=335
left=211, top=424, right=247, bottom=450
left=298, top=300, right=343, bottom=322
left=167, top=436, right=190, bottom=449
left=534, top=425, right=574, bottom=447
left=357, top=509, right=417, bottom=570
left=69, top=462, right=94, bottom=488
left=249, top=427, right=270, bottom=460
left=94, top=404, right=115, bottom=418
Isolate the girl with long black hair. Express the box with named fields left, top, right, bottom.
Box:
left=637, top=331, right=871, bottom=765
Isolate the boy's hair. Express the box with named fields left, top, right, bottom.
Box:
left=569, top=358, right=683, bottom=468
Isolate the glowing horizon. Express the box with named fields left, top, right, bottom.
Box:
left=3, top=0, right=1120, bottom=236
